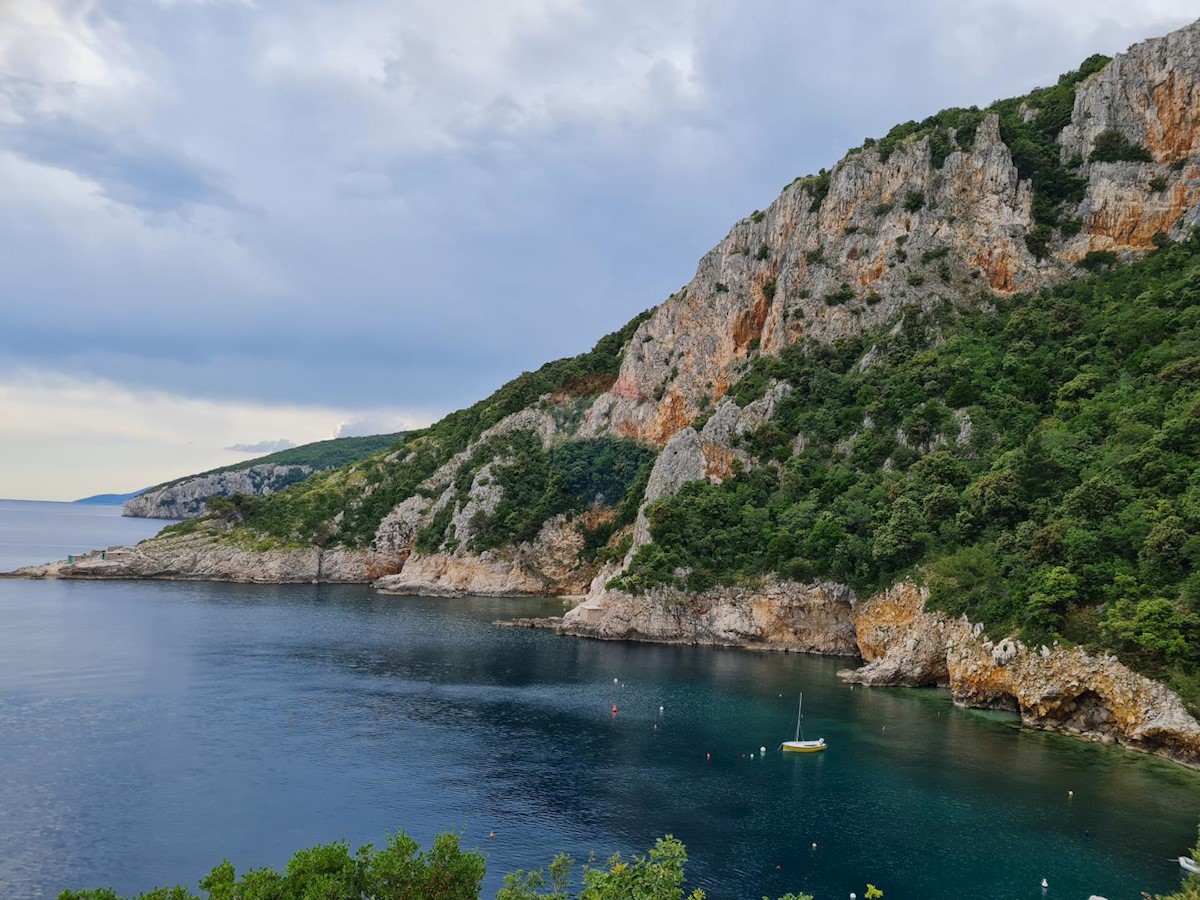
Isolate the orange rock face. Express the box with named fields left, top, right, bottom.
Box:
left=582, top=20, right=1200, bottom=449
left=845, top=583, right=1200, bottom=768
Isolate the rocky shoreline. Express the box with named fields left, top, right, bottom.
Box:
left=11, top=542, right=1200, bottom=770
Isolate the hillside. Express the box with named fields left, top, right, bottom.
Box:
left=74, top=490, right=147, bottom=506
left=27, top=20, right=1200, bottom=764
left=123, top=432, right=406, bottom=519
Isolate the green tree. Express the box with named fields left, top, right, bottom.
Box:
left=1101, top=597, right=1200, bottom=668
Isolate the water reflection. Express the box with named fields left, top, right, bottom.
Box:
left=0, top=579, right=1197, bottom=900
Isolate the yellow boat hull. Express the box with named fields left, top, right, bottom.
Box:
left=781, top=741, right=827, bottom=753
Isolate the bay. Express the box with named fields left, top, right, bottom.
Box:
left=1, top=502, right=1198, bottom=899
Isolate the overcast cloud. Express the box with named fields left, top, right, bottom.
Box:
left=1, top=0, right=1196, bottom=498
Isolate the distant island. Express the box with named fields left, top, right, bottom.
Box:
left=122, top=432, right=406, bottom=519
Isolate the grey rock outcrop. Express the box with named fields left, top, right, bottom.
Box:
left=123, top=464, right=314, bottom=519
left=13, top=531, right=403, bottom=583
left=374, top=514, right=590, bottom=597
left=555, top=579, right=858, bottom=654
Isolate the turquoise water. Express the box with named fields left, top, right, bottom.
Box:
left=1, top=504, right=1198, bottom=899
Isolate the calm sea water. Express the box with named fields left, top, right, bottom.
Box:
left=1, top=503, right=1198, bottom=899
left=0, top=499, right=175, bottom=574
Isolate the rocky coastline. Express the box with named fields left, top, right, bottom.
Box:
left=10, top=540, right=1200, bottom=769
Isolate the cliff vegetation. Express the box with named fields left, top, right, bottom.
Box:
left=617, top=234, right=1200, bottom=708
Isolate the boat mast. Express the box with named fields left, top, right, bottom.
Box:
left=796, top=694, right=803, bottom=742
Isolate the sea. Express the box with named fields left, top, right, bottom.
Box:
left=1, top=499, right=1198, bottom=899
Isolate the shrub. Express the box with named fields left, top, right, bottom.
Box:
left=755, top=244, right=770, bottom=261
left=824, top=285, right=855, bottom=305
left=1089, top=128, right=1153, bottom=163
left=715, top=282, right=729, bottom=293
left=1150, top=175, right=1169, bottom=192
left=903, top=191, right=925, bottom=212
left=750, top=209, right=766, bottom=223
left=1077, top=249, right=1118, bottom=271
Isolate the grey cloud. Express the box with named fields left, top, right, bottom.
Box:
left=1, top=111, right=240, bottom=212
left=1, top=0, right=1195, bottom=422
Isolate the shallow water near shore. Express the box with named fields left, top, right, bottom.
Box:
left=2, top=574, right=1200, bottom=900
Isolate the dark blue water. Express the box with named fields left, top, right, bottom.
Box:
left=1, top=507, right=1198, bottom=900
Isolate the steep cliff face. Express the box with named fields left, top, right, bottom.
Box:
left=375, top=514, right=593, bottom=597
left=124, top=464, right=314, bottom=519
left=583, top=22, right=1200, bottom=446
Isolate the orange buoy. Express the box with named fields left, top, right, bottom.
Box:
left=611, top=705, right=618, bottom=714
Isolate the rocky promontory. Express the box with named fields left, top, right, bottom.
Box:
left=124, top=463, right=314, bottom=519
left=13, top=531, right=404, bottom=584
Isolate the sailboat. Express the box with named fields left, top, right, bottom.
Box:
left=781, top=693, right=827, bottom=753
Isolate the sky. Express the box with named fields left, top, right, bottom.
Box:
left=1, top=0, right=1196, bottom=500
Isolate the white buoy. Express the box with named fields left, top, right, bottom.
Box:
left=614, top=677, right=618, bottom=683
left=760, top=746, right=766, bottom=754
left=1042, top=878, right=1049, bottom=889
left=751, top=753, right=755, bottom=759
left=659, top=705, right=664, bottom=714
left=850, top=894, right=856, bottom=899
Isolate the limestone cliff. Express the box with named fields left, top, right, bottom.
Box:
left=124, top=463, right=315, bottom=519
left=582, top=22, right=1200, bottom=446
left=375, top=514, right=593, bottom=597
left=551, top=578, right=858, bottom=654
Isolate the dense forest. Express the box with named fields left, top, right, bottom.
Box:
left=617, top=234, right=1200, bottom=708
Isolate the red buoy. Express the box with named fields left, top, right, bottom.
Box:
left=611, top=705, right=618, bottom=714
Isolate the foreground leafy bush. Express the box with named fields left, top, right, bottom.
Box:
left=57, top=831, right=819, bottom=900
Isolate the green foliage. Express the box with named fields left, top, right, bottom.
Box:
left=1151, top=176, right=1170, bottom=192
left=622, top=234, right=1200, bottom=700
left=213, top=309, right=653, bottom=549
left=902, top=191, right=925, bottom=213
left=60, top=830, right=485, bottom=900
left=715, top=282, right=729, bottom=293
left=1078, top=250, right=1119, bottom=271
left=751, top=210, right=766, bottom=223
left=147, top=433, right=409, bottom=497
left=824, top=285, right=855, bottom=306
left=755, top=244, right=770, bottom=261
left=1089, top=128, right=1154, bottom=163
left=416, top=432, right=656, bottom=556
left=800, top=169, right=831, bottom=212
